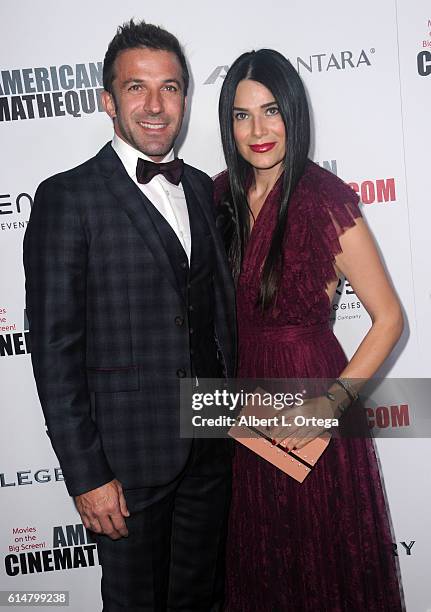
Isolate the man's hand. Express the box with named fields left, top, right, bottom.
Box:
left=75, top=479, right=130, bottom=540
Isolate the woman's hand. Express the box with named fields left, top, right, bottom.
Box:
left=270, top=395, right=338, bottom=451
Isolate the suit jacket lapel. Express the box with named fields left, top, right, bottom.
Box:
left=182, top=170, right=227, bottom=265
left=182, top=168, right=237, bottom=375
left=97, top=143, right=183, bottom=302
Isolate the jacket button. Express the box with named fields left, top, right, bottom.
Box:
left=176, top=368, right=186, bottom=378
left=174, top=316, right=184, bottom=326
left=181, top=261, right=188, bottom=269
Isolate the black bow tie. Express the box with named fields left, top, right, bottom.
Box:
left=136, top=157, right=184, bottom=186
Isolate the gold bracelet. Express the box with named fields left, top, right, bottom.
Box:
left=334, top=378, right=358, bottom=404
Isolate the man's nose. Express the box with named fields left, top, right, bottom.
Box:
left=144, top=89, right=163, bottom=115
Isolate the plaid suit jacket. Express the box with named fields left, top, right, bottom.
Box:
left=23, top=143, right=236, bottom=497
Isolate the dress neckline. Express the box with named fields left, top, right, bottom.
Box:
left=246, top=172, right=283, bottom=239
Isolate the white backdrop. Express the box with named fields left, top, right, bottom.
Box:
left=1, top=1, right=430, bottom=610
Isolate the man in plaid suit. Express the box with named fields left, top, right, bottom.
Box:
left=24, top=19, right=236, bottom=611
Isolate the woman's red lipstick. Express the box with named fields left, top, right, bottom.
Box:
left=249, top=142, right=276, bottom=153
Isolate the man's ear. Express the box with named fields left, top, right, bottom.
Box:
left=101, top=90, right=116, bottom=119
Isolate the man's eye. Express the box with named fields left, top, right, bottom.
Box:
left=163, top=85, right=178, bottom=92
left=128, top=84, right=141, bottom=91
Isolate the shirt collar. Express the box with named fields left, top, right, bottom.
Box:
left=111, top=133, right=175, bottom=181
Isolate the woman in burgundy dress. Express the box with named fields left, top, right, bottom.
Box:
left=214, top=49, right=404, bottom=611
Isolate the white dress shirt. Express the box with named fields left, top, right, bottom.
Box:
left=111, top=134, right=191, bottom=261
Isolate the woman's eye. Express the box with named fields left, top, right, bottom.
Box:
left=234, top=112, right=248, bottom=121
left=266, top=106, right=279, bottom=116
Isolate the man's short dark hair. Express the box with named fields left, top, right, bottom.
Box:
left=103, top=19, right=190, bottom=95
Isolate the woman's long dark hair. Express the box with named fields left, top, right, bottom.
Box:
left=218, top=49, right=310, bottom=308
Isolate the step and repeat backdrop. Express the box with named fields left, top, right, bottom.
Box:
left=1, top=1, right=430, bottom=610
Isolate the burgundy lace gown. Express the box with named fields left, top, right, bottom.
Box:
left=214, top=162, right=403, bottom=612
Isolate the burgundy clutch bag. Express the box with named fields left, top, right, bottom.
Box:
left=228, top=388, right=330, bottom=483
